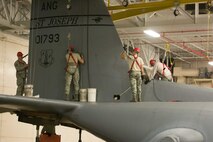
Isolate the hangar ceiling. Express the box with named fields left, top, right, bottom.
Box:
left=0, top=0, right=212, bottom=63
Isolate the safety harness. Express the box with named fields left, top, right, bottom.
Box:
left=162, top=63, right=172, bottom=77
left=65, top=52, right=78, bottom=74
left=128, top=55, right=142, bottom=73
left=16, top=60, right=27, bottom=73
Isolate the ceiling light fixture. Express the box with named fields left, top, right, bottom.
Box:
left=208, top=61, right=213, bottom=66
left=144, top=30, right=160, bottom=38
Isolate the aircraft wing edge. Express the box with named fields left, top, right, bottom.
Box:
left=0, top=94, right=81, bottom=114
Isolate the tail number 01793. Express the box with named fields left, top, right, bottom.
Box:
left=35, top=33, right=59, bottom=44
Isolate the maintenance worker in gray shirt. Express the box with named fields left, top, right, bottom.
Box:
left=120, top=47, right=145, bottom=102
left=14, top=52, right=28, bottom=96
left=65, top=45, right=84, bottom=101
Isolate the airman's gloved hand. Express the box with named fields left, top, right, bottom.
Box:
left=141, top=74, right=146, bottom=80
left=144, top=79, right=150, bottom=84
left=24, top=64, right=29, bottom=69
left=123, top=44, right=127, bottom=51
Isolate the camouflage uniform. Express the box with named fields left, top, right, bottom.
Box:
left=129, top=71, right=142, bottom=101
left=14, top=60, right=27, bottom=96
left=122, top=52, right=144, bottom=102
left=65, top=52, right=83, bottom=101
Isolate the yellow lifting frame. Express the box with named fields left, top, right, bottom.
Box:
left=111, top=5, right=171, bottom=21
left=109, top=0, right=207, bottom=21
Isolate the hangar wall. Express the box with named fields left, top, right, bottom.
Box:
left=174, top=61, right=213, bottom=87
left=0, top=32, right=104, bottom=142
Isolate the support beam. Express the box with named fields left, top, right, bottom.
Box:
left=0, top=18, right=24, bottom=30
left=109, top=0, right=207, bottom=21
left=194, top=3, right=199, bottom=23
left=111, top=5, right=170, bottom=21
left=178, top=6, right=194, bottom=22
left=161, top=36, right=209, bottom=59
left=141, top=38, right=191, bottom=64
left=108, top=0, right=207, bottom=11
left=1, top=0, right=11, bottom=22
left=0, top=0, right=30, bottom=38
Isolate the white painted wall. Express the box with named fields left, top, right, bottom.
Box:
left=0, top=32, right=104, bottom=142
left=176, top=60, right=213, bottom=71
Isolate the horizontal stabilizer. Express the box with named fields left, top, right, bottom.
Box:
left=0, top=94, right=81, bottom=118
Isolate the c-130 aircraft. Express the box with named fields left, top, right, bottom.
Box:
left=0, top=0, right=213, bottom=142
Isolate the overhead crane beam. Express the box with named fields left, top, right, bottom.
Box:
left=109, top=0, right=208, bottom=21
left=108, top=0, right=207, bottom=11
left=111, top=5, right=171, bottom=21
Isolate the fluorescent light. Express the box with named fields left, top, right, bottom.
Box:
left=208, top=61, right=213, bottom=66
left=144, top=30, right=160, bottom=38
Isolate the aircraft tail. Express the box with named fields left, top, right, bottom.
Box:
left=28, top=0, right=127, bottom=101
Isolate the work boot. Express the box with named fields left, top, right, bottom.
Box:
left=73, top=94, right=79, bottom=101
left=65, top=94, right=70, bottom=101
left=130, top=97, right=137, bottom=102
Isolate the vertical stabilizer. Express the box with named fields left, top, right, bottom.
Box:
left=28, top=0, right=128, bottom=101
